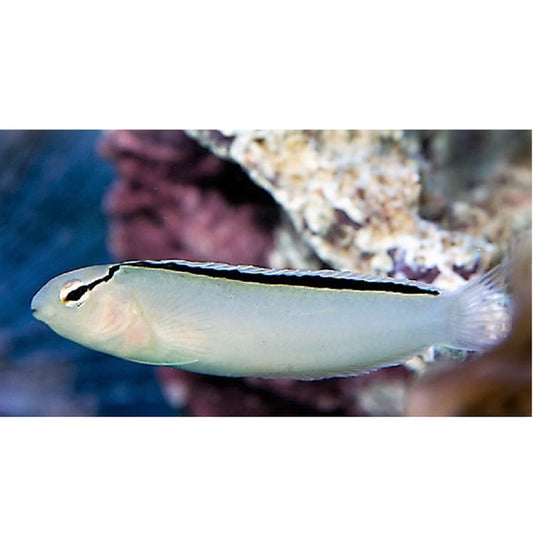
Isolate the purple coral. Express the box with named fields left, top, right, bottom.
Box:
left=100, top=130, right=277, bottom=265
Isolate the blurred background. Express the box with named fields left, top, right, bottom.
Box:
left=0, top=131, right=174, bottom=415
left=0, top=130, right=530, bottom=416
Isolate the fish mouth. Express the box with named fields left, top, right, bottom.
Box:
left=30, top=289, right=47, bottom=321
left=30, top=301, right=41, bottom=320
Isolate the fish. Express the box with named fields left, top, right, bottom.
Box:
left=30, top=259, right=511, bottom=380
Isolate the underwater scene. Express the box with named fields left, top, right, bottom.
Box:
left=1, top=130, right=531, bottom=416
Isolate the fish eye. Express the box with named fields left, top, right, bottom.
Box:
left=59, top=280, right=90, bottom=308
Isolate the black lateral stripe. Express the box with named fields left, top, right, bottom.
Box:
left=87, top=264, right=121, bottom=291
left=63, top=265, right=121, bottom=302
left=124, top=261, right=440, bottom=296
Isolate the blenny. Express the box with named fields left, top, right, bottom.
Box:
left=31, top=259, right=510, bottom=379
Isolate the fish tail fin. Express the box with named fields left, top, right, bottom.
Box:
left=444, top=260, right=512, bottom=352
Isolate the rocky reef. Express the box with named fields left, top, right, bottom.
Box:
left=99, top=130, right=531, bottom=416
left=188, top=130, right=529, bottom=288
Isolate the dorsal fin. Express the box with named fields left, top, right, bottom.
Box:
left=121, top=259, right=441, bottom=296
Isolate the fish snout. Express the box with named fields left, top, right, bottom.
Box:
left=31, top=287, right=54, bottom=322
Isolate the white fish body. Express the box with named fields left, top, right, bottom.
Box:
left=30, top=259, right=510, bottom=379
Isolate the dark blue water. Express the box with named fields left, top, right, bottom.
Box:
left=0, top=130, right=175, bottom=415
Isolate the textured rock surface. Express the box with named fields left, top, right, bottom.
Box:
left=101, top=130, right=531, bottom=416
left=188, top=130, right=530, bottom=290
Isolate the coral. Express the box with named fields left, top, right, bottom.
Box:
left=99, top=130, right=278, bottom=265
left=188, top=130, right=530, bottom=290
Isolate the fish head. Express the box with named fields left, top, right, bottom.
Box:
left=31, top=264, right=151, bottom=357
